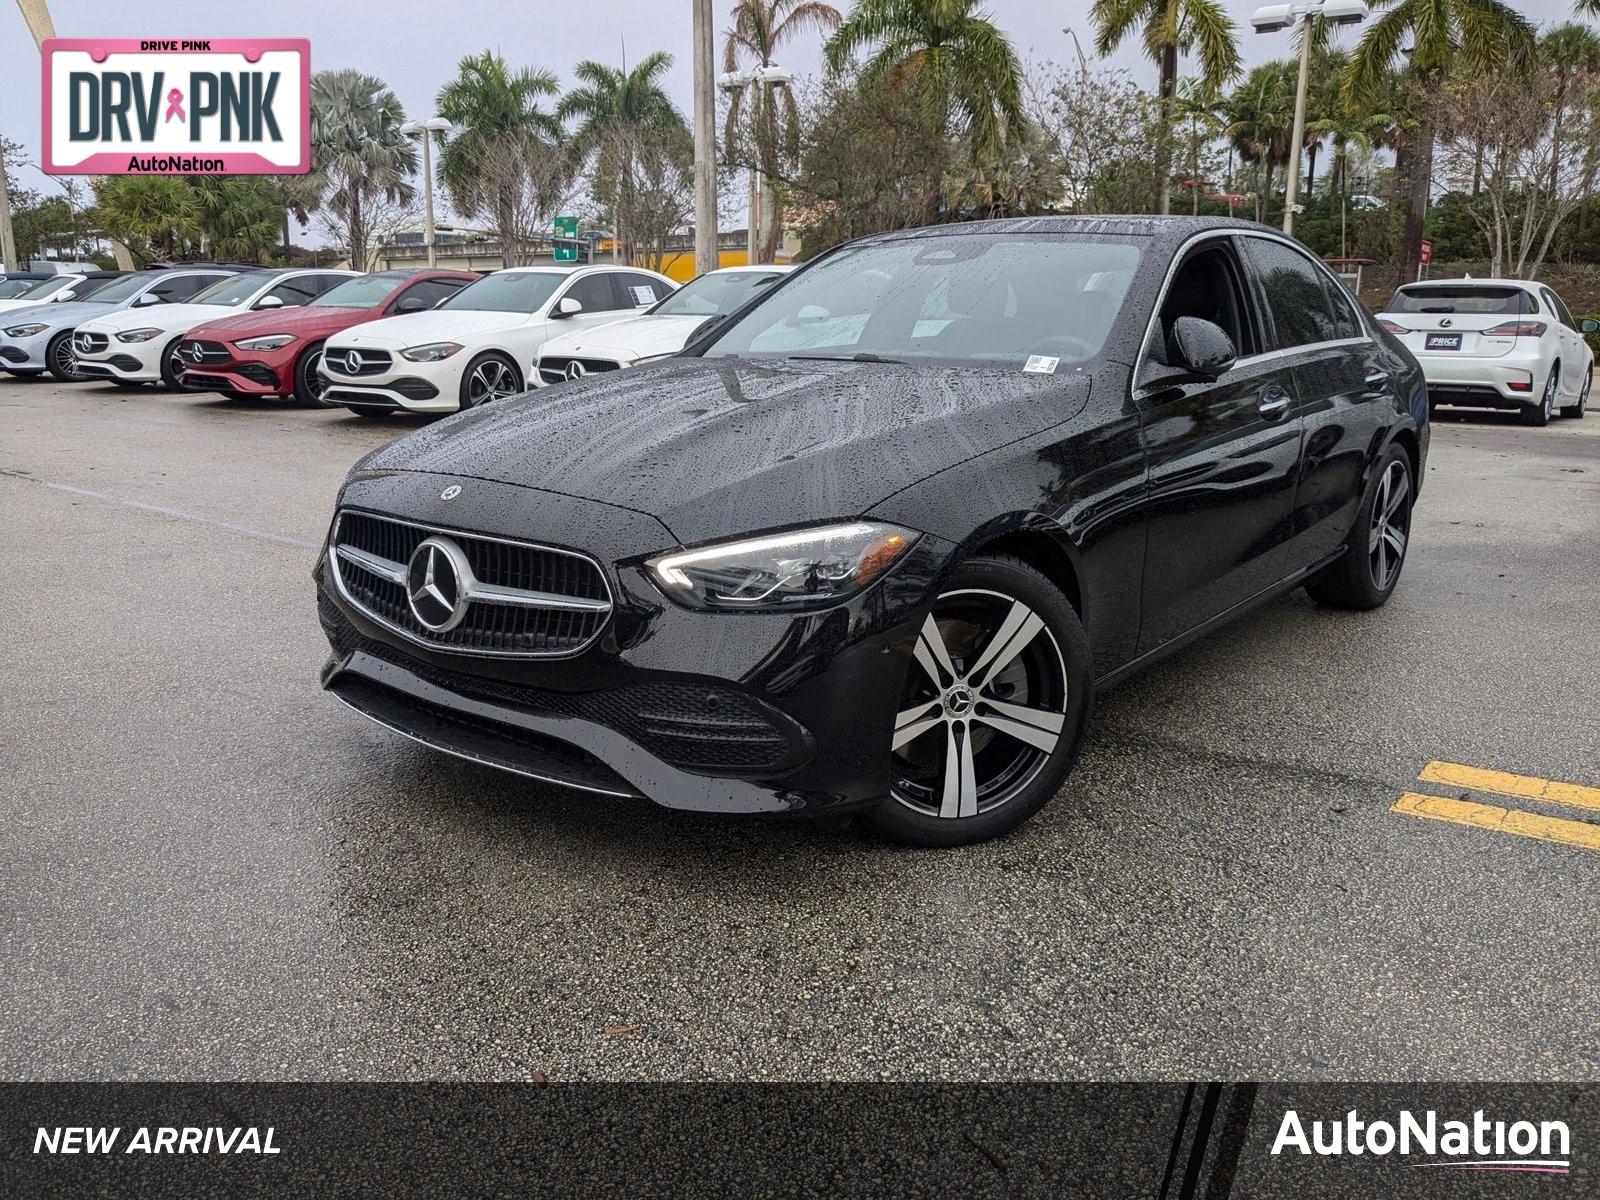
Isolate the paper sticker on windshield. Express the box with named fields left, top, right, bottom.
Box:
left=629, top=286, right=657, bottom=306
left=1023, top=355, right=1060, bottom=374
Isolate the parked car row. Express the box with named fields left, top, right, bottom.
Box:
left=0, top=260, right=797, bottom=418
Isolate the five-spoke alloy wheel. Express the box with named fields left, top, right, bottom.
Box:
left=868, top=555, right=1091, bottom=847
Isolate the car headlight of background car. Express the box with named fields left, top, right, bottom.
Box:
left=647, top=521, right=917, bottom=611
left=115, top=328, right=163, bottom=343
left=235, top=334, right=296, bottom=351
left=400, top=342, right=463, bottom=362
left=3, top=323, right=47, bottom=337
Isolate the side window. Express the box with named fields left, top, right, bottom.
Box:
left=151, top=273, right=219, bottom=302
left=1155, top=240, right=1257, bottom=361
left=1541, top=288, right=1576, bottom=330
left=1238, top=238, right=1339, bottom=349
left=616, top=273, right=669, bottom=308
left=396, top=279, right=465, bottom=311
left=1326, top=277, right=1362, bottom=339
left=262, top=276, right=320, bottom=307
left=307, top=273, right=352, bottom=297
left=563, top=273, right=626, bottom=314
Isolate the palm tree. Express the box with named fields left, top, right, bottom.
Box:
left=93, top=176, right=201, bottom=262
left=436, top=52, right=565, bottom=266
left=1171, top=77, right=1222, bottom=214
left=191, top=177, right=283, bottom=262
left=1223, top=61, right=1295, bottom=224
left=1344, top=0, right=1534, bottom=286
left=1090, top=0, right=1242, bottom=215
left=725, top=0, right=843, bottom=262
left=558, top=52, right=683, bottom=262
left=1541, top=24, right=1600, bottom=201
left=304, top=70, right=416, bottom=270
left=824, top=0, right=1026, bottom=163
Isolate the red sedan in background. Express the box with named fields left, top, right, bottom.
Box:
left=177, top=269, right=478, bottom=406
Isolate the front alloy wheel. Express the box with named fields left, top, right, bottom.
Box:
left=461, top=354, right=521, bottom=408
left=868, top=556, right=1092, bottom=847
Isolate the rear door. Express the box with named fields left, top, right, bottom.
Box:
left=1134, top=236, right=1306, bottom=652
left=1235, top=234, right=1388, bottom=569
left=1539, top=287, right=1585, bottom=397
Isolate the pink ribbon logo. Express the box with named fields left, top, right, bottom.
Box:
left=164, top=88, right=185, bottom=123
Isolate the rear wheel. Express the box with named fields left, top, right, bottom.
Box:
left=46, top=332, right=87, bottom=382
left=1305, top=444, right=1413, bottom=611
left=1521, top=366, right=1557, bottom=426
left=1560, top=366, right=1589, bottom=419
left=293, top=342, right=334, bottom=407
left=865, top=555, right=1092, bottom=848
left=158, top=337, right=187, bottom=390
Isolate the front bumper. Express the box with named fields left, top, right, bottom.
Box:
left=0, top=329, right=55, bottom=371
left=320, top=355, right=460, bottom=412
left=178, top=346, right=290, bottom=395
left=75, top=337, right=164, bottom=382
left=316, top=471, right=950, bottom=814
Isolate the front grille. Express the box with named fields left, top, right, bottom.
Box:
left=180, top=339, right=231, bottom=366
left=331, top=510, right=613, bottom=657
left=108, top=354, right=143, bottom=371
left=0, top=346, right=26, bottom=363
left=324, top=347, right=392, bottom=376
left=180, top=371, right=233, bottom=391
left=328, top=389, right=401, bottom=410
left=74, top=331, right=108, bottom=354
left=320, top=595, right=805, bottom=774
left=538, top=357, right=624, bottom=386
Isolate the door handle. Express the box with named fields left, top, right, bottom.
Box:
left=1258, top=389, right=1292, bottom=419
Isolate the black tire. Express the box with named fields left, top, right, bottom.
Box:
left=158, top=337, right=187, bottom=390
left=1305, top=442, right=1414, bottom=611
left=1521, top=366, right=1557, bottom=426
left=864, top=554, right=1093, bottom=848
left=457, top=352, right=522, bottom=410
left=1560, top=367, right=1589, bottom=419
left=293, top=342, right=334, bottom=407
left=45, top=331, right=87, bottom=382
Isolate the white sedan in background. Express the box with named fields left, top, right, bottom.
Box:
left=319, top=264, right=675, bottom=416
left=1378, top=278, right=1595, bottom=425
left=73, top=268, right=358, bottom=388
left=533, top=264, right=793, bottom=386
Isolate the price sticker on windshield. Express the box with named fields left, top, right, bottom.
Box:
left=42, top=38, right=310, bottom=175
left=1023, top=355, right=1060, bottom=374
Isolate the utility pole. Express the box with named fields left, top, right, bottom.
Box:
left=4, top=0, right=57, bottom=269
left=692, top=0, right=718, bottom=277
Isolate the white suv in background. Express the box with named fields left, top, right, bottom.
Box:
left=73, top=268, right=358, bottom=388
left=1377, top=278, right=1595, bottom=425
left=318, top=264, right=675, bottom=416
left=533, top=264, right=792, bottom=386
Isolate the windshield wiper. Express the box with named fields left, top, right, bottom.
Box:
left=788, top=352, right=907, bottom=365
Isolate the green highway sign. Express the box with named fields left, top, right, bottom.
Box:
left=553, top=216, right=580, bottom=261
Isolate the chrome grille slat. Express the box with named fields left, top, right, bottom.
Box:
left=329, top=510, right=613, bottom=658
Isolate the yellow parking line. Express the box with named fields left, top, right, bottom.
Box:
left=1418, top=760, right=1600, bottom=815
left=1393, top=792, right=1600, bottom=854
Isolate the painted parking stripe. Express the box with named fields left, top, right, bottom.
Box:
left=1393, top=793, right=1600, bottom=855
left=1418, top=760, right=1600, bottom=815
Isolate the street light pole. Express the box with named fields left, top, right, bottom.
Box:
left=692, top=0, right=718, bottom=277
left=1250, top=0, right=1367, bottom=237
left=401, top=117, right=450, bottom=269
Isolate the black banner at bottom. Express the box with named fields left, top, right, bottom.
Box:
left=1, top=1083, right=1591, bottom=1197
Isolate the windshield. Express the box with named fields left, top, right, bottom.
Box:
left=13, top=277, right=74, bottom=301
left=440, top=271, right=563, bottom=313
left=82, top=273, right=160, bottom=303
left=703, top=234, right=1143, bottom=368
left=313, top=274, right=405, bottom=309
left=0, top=278, right=45, bottom=299
left=191, top=274, right=270, bottom=307
left=654, top=271, right=787, bottom=318
left=1387, top=286, right=1535, bottom=315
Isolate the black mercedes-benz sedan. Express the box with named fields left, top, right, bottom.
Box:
left=315, top=216, right=1428, bottom=846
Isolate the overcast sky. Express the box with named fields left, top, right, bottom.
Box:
left=1, top=0, right=1581, bottom=234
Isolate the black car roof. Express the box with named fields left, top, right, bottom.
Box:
left=852, top=214, right=1281, bottom=247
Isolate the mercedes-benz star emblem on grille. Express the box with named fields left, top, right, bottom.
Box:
left=188, top=344, right=205, bottom=362
left=440, top=485, right=462, bottom=500
left=565, top=360, right=587, bottom=380
left=405, top=536, right=472, bottom=632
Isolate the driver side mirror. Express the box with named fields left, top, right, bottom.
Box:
left=134, top=291, right=161, bottom=306
left=1581, top=317, right=1600, bottom=334
left=254, top=294, right=284, bottom=309
left=393, top=295, right=427, bottom=314
left=554, top=297, right=583, bottom=318
left=1161, top=316, right=1237, bottom=382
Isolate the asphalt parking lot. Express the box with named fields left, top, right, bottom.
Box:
left=2, top=378, right=1597, bottom=1083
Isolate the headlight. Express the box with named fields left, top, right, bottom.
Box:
left=647, top=521, right=917, bottom=611
left=400, top=341, right=463, bottom=362
left=235, top=334, right=295, bottom=351
left=116, top=327, right=162, bottom=343
left=3, top=323, right=46, bottom=337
